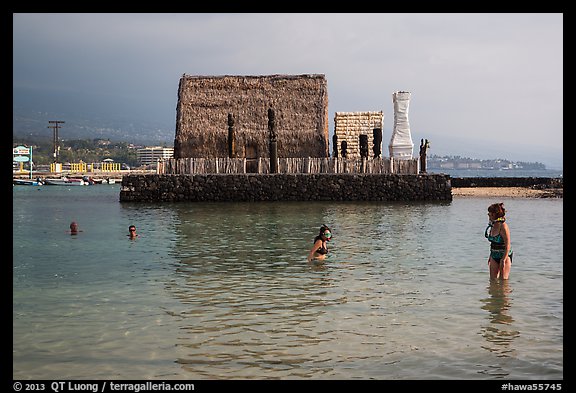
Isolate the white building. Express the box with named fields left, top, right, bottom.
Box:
left=137, top=146, right=174, bottom=166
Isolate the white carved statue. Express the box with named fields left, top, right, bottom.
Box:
left=388, top=91, right=414, bottom=159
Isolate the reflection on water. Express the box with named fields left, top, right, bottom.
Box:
left=12, top=187, right=563, bottom=379
left=479, top=280, right=521, bottom=377
left=482, top=280, right=515, bottom=326
left=159, top=202, right=450, bottom=378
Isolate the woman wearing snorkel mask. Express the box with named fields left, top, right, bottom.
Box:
left=307, top=225, right=332, bottom=262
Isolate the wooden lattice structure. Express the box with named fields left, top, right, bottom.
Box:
left=333, top=111, right=384, bottom=159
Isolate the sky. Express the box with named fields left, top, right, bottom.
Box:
left=12, top=13, right=563, bottom=169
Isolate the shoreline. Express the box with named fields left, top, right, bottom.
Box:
left=15, top=172, right=564, bottom=199
left=452, top=187, right=563, bottom=198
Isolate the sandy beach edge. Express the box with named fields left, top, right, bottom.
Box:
left=452, top=187, right=563, bottom=198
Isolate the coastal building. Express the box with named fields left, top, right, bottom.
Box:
left=333, top=111, right=384, bottom=159
left=137, top=146, right=174, bottom=166
left=388, top=91, right=414, bottom=159
left=173, top=74, right=329, bottom=161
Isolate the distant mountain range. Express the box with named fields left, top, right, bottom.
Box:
left=13, top=106, right=175, bottom=146
left=13, top=107, right=563, bottom=170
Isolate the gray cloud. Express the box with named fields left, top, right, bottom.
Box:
left=13, top=13, right=563, bottom=168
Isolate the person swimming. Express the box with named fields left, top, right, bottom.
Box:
left=128, top=225, right=139, bottom=239
left=69, top=221, right=82, bottom=235
left=307, top=225, right=332, bottom=262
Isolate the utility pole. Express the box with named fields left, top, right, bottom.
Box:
left=48, top=121, right=65, bottom=163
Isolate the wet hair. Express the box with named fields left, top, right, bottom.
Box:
left=70, top=222, right=78, bottom=229
left=488, top=203, right=506, bottom=219
left=128, top=225, right=136, bottom=231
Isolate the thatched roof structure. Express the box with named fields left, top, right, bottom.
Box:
left=174, top=74, right=329, bottom=159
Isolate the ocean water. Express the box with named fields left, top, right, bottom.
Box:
left=429, top=168, right=563, bottom=178
left=12, top=184, right=563, bottom=380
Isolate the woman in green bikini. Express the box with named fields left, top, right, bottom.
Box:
left=485, top=203, right=513, bottom=280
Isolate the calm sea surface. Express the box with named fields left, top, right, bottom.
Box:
left=13, top=183, right=563, bottom=380
left=429, top=168, right=563, bottom=178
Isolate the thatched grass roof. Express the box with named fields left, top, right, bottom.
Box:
left=174, top=74, right=329, bottom=159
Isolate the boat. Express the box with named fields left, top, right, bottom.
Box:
left=13, top=178, right=43, bottom=186
left=44, top=177, right=86, bottom=186
left=97, top=178, right=118, bottom=184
